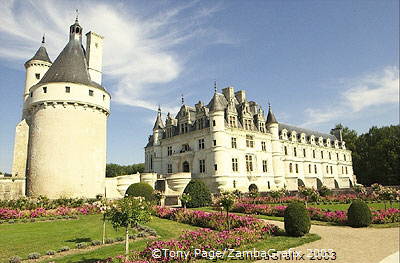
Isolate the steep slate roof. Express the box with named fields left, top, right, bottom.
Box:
left=153, top=111, right=165, bottom=130
left=39, top=38, right=104, bottom=91
left=207, top=93, right=227, bottom=111
left=266, top=108, right=277, bottom=124
left=26, top=46, right=52, bottom=64
left=279, top=123, right=337, bottom=140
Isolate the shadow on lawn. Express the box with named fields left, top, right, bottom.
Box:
left=65, top=237, right=92, bottom=243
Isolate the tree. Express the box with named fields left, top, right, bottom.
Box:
left=105, top=197, right=152, bottom=259
left=219, top=192, right=236, bottom=231
left=106, top=163, right=145, bottom=178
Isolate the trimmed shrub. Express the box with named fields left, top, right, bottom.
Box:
left=115, top=236, right=124, bottom=242
left=76, top=242, right=88, bottom=249
left=8, top=256, right=22, bottom=263
left=284, top=203, right=311, bottom=237
left=58, top=246, right=70, bottom=252
left=28, top=252, right=40, bottom=259
left=90, top=240, right=101, bottom=246
left=105, top=238, right=115, bottom=244
left=347, top=200, right=372, bottom=227
left=125, top=183, right=154, bottom=201
left=183, top=180, right=212, bottom=208
left=46, top=250, right=56, bottom=255
left=317, top=186, right=332, bottom=197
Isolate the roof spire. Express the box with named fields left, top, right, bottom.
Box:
left=181, top=94, right=184, bottom=105
left=214, top=80, right=217, bottom=93
left=41, top=34, right=45, bottom=45
left=266, top=102, right=278, bottom=124
left=158, top=105, right=161, bottom=114
left=75, top=9, right=79, bottom=23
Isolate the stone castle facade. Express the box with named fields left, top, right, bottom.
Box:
left=9, top=18, right=110, bottom=199
left=145, top=87, right=356, bottom=193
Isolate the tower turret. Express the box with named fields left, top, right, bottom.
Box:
left=153, top=106, right=164, bottom=146
left=69, top=13, right=83, bottom=43
left=266, top=104, right=284, bottom=188
left=23, top=36, right=52, bottom=108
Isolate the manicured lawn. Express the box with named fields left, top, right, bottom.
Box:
left=308, top=202, right=399, bottom=211
left=0, top=214, right=198, bottom=263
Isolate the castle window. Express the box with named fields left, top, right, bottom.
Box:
left=213, top=140, right=216, bottom=146
left=89, top=90, right=94, bottom=96
left=198, top=139, right=205, bottom=150
left=180, top=123, right=188, bottom=134
left=267, top=181, right=270, bottom=189
left=295, top=163, right=299, bottom=173
left=262, top=160, right=268, bottom=172
left=313, top=150, right=316, bottom=158
left=336, top=153, right=339, bottom=160
left=303, top=148, right=306, bottom=157
left=43, top=87, right=47, bottom=93
left=345, top=166, right=348, bottom=174
left=213, top=120, right=216, bottom=126
left=326, top=166, right=329, bottom=173
left=259, top=122, right=265, bottom=132
left=35, top=73, right=40, bottom=79
left=231, top=137, right=237, bottom=148
left=244, top=119, right=252, bottom=130
left=245, top=155, right=253, bottom=172
left=233, top=180, right=236, bottom=188
left=199, top=160, right=205, bottom=173
left=198, top=118, right=204, bottom=130
left=30, top=92, right=33, bottom=97
left=309, top=164, right=312, bottom=173
left=214, top=164, right=218, bottom=171
left=321, top=151, right=324, bottom=159
left=289, top=163, right=293, bottom=173
left=232, top=158, right=238, bottom=172
left=342, top=166, right=344, bottom=174
left=103, top=95, right=105, bottom=101
left=330, top=166, right=333, bottom=174
left=167, top=164, right=172, bottom=173
left=314, top=165, right=317, bottom=173
left=344, top=154, right=347, bottom=161
left=246, top=135, right=254, bottom=148
left=229, top=116, right=237, bottom=128
left=329, top=152, right=331, bottom=160
left=294, top=147, right=297, bottom=157
left=65, top=86, right=70, bottom=93
left=167, top=146, right=172, bottom=156
left=284, top=146, right=288, bottom=155
left=261, top=141, right=266, bottom=151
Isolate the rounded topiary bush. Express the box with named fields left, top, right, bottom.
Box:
left=183, top=180, right=212, bottom=208
left=284, top=203, right=311, bottom=237
left=125, top=183, right=154, bottom=201
left=347, top=200, right=372, bottom=227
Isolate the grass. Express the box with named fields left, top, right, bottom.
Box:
left=0, top=214, right=198, bottom=263
left=308, top=201, right=399, bottom=211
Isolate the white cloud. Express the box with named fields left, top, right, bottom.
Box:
left=303, top=66, right=399, bottom=126
left=0, top=0, right=231, bottom=113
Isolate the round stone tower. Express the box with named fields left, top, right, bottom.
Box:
left=24, top=18, right=110, bottom=198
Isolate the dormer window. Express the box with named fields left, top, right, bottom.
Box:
left=89, top=90, right=94, bottom=96
left=43, top=87, right=47, bottom=93
left=229, top=116, right=237, bottom=128
left=65, top=86, right=70, bottom=93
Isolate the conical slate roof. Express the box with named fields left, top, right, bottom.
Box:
left=39, top=38, right=104, bottom=90
left=266, top=105, right=278, bottom=124
left=153, top=109, right=165, bottom=130
left=208, top=93, right=227, bottom=112
left=26, top=46, right=52, bottom=64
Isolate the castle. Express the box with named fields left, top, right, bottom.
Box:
left=0, top=18, right=356, bottom=200
left=144, top=86, right=356, bottom=193
left=8, top=17, right=110, bottom=199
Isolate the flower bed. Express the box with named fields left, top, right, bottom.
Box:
left=231, top=203, right=400, bottom=225
left=153, top=206, right=276, bottom=232
left=0, top=204, right=99, bottom=221
left=103, top=207, right=279, bottom=263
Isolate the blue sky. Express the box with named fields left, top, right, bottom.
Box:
left=0, top=0, right=398, bottom=173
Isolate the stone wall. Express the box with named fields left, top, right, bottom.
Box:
left=0, top=176, right=25, bottom=200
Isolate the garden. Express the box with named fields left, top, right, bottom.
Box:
left=0, top=181, right=320, bottom=263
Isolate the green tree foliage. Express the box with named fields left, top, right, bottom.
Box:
left=183, top=180, right=212, bottom=208
left=106, top=163, right=145, bottom=177
left=347, top=200, right=372, bottom=227
left=284, top=203, right=311, bottom=237
left=331, top=124, right=400, bottom=186
left=125, top=183, right=154, bottom=201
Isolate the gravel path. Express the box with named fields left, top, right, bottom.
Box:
left=258, top=220, right=399, bottom=263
